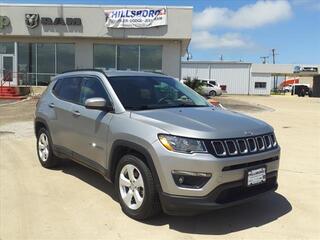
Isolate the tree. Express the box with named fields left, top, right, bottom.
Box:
left=183, top=77, right=204, bottom=93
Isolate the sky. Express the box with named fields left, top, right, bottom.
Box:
left=2, top=0, right=320, bottom=64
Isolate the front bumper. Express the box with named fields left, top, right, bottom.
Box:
left=159, top=171, right=278, bottom=215
left=151, top=140, right=280, bottom=197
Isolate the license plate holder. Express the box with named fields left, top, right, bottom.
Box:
left=245, top=166, right=267, bottom=187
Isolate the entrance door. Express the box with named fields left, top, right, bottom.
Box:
left=0, top=55, right=15, bottom=86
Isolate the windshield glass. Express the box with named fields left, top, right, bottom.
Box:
left=108, top=76, right=209, bottom=110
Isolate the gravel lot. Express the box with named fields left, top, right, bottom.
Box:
left=0, top=95, right=319, bottom=240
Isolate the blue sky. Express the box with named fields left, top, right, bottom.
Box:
left=2, top=0, right=320, bottom=64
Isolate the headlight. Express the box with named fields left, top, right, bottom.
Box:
left=158, top=134, right=207, bottom=154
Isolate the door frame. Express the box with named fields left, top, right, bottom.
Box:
left=0, top=54, right=17, bottom=86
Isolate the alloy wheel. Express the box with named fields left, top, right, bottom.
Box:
left=119, top=164, right=145, bottom=210
left=38, top=133, right=49, bottom=162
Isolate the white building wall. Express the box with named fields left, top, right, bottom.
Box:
left=181, top=63, right=210, bottom=80
left=211, top=64, right=250, bottom=94
left=182, top=62, right=251, bottom=94
left=250, top=73, right=272, bottom=95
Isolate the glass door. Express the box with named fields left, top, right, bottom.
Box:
left=0, top=55, right=14, bottom=86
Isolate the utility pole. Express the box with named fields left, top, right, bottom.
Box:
left=260, top=56, right=269, bottom=64
left=186, top=48, right=192, bottom=61
left=271, top=49, right=279, bottom=91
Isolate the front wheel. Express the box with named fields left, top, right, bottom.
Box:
left=115, top=154, right=161, bottom=220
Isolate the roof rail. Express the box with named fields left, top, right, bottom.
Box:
left=61, top=69, right=106, bottom=75
left=142, top=70, right=167, bottom=75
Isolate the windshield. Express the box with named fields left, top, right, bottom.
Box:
left=108, top=76, right=210, bottom=110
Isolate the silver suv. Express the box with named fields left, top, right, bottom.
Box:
left=35, top=70, right=280, bottom=219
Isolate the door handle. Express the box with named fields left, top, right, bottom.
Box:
left=49, top=103, right=55, bottom=108
left=72, top=110, right=81, bottom=117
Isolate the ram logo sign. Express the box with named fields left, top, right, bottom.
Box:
left=104, top=8, right=167, bottom=28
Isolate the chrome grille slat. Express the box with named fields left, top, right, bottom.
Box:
left=264, top=135, right=272, bottom=149
left=236, top=139, right=248, bottom=154
left=225, top=140, right=238, bottom=155
left=255, top=136, right=265, bottom=151
left=210, top=133, right=277, bottom=157
left=247, top=138, right=257, bottom=152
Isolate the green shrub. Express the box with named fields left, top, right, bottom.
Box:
left=183, top=77, right=204, bottom=93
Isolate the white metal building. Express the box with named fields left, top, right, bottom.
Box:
left=182, top=61, right=319, bottom=95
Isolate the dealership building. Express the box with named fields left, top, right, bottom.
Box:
left=0, top=4, right=192, bottom=86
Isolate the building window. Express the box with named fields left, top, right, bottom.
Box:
left=0, top=42, right=14, bottom=54
left=117, top=45, right=139, bottom=71
left=93, top=44, right=116, bottom=70
left=17, top=42, right=75, bottom=85
left=255, top=82, right=267, bottom=89
left=57, top=44, right=75, bottom=73
left=140, top=45, right=162, bottom=72
left=18, top=43, right=37, bottom=85
left=37, top=43, right=55, bottom=85
left=94, top=44, right=163, bottom=72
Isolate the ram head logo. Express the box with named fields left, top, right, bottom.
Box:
left=25, top=14, right=40, bottom=29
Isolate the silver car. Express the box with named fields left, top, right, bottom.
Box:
left=35, top=70, right=280, bottom=219
left=200, top=82, right=223, bottom=96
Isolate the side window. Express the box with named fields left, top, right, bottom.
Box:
left=52, top=79, right=62, bottom=96
left=80, top=77, right=111, bottom=105
left=55, top=77, right=83, bottom=103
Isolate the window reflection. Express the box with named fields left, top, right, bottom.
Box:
left=93, top=44, right=116, bottom=70
left=117, top=45, right=139, bottom=71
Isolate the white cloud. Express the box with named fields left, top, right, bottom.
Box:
left=191, top=31, right=253, bottom=49
left=193, top=0, right=292, bottom=30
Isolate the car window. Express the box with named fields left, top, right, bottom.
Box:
left=80, top=77, right=111, bottom=105
left=54, top=77, right=83, bottom=104
left=108, top=76, right=209, bottom=110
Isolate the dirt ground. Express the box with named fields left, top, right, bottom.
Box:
left=0, top=95, right=319, bottom=240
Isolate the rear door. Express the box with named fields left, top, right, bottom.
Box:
left=69, top=76, right=113, bottom=169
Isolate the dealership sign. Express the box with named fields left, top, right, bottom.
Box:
left=0, top=16, right=10, bottom=29
left=25, top=14, right=82, bottom=28
left=104, top=8, right=167, bottom=28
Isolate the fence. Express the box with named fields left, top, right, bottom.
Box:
left=1, top=71, right=55, bottom=87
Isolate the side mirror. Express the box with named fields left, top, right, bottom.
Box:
left=85, top=97, right=113, bottom=111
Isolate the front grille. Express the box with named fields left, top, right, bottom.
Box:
left=222, top=156, right=279, bottom=171
left=208, top=133, right=278, bottom=158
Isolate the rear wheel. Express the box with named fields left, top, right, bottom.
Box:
left=115, top=154, right=161, bottom=220
left=37, top=128, right=58, bottom=168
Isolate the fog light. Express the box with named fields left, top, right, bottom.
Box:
left=172, top=170, right=211, bottom=189
left=178, top=176, right=184, bottom=184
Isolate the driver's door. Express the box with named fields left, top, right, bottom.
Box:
left=70, top=76, right=113, bottom=169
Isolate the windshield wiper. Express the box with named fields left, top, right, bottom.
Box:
left=168, top=103, right=208, bottom=108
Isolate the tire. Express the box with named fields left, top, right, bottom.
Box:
left=115, top=154, right=161, bottom=220
left=209, top=90, right=216, bottom=97
left=36, top=128, right=58, bottom=168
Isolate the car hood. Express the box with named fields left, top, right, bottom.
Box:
left=131, top=107, right=273, bottom=139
